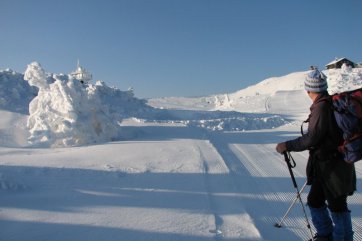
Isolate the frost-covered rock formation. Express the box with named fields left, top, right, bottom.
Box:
left=24, top=62, right=150, bottom=147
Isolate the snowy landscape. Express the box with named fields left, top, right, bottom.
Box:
left=1, top=62, right=362, bottom=241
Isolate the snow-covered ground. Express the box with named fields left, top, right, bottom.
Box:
left=0, top=64, right=361, bottom=241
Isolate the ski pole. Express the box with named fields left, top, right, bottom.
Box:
left=280, top=152, right=314, bottom=240
left=275, top=181, right=307, bottom=228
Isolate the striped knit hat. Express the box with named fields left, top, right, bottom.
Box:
left=305, top=69, right=328, bottom=92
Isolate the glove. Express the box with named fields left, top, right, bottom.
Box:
left=276, top=142, right=287, bottom=154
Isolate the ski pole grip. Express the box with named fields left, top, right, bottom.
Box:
left=283, top=152, right=298, bottom=188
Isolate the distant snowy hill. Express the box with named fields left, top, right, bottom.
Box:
left=231, top=71, right=307, bottom=97
left=148, top=71, right=308, bottom=112
left=148, top=67, right=362, bottom=113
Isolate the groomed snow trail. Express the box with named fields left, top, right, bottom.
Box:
left=195, top=129, right=313, bottom=241
left=194, top=139, right=262, bottom=240
left=196, top=129, right=362, bottom=241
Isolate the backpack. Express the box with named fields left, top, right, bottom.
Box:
left=332, top=89, right=362, bottom=163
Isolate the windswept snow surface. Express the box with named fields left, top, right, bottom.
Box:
left=0, top=65, right=362, bottom=241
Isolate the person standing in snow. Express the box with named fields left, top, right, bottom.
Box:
left=276, top=69, right=356, bottom=241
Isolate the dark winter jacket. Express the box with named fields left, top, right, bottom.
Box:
left=286, top=92, right=356, bottom=199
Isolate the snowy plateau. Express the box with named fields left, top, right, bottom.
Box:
left=0, top=62, right=362, bottom=241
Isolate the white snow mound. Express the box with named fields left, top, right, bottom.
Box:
left=25, top=63, right=150, bottom=147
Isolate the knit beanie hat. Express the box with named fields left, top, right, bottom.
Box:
left=305, top=69, right=328, bottom=92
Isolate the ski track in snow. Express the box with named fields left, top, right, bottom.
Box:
left=195, top=139, right=262, bottom=240
left=203, top=132, right=312, bottom=241
left=194, top=129, right=362, bottom=241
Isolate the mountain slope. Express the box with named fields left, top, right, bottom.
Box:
left=148, top=71, right=308, bottom=112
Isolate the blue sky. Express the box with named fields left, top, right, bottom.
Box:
left=1, top=0, right=361, bottom=98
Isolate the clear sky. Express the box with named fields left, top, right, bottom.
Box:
left=1, top=0, right=361, bottom=98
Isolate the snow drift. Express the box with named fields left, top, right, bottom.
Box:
left=24, top=62, right=152, bottom=147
